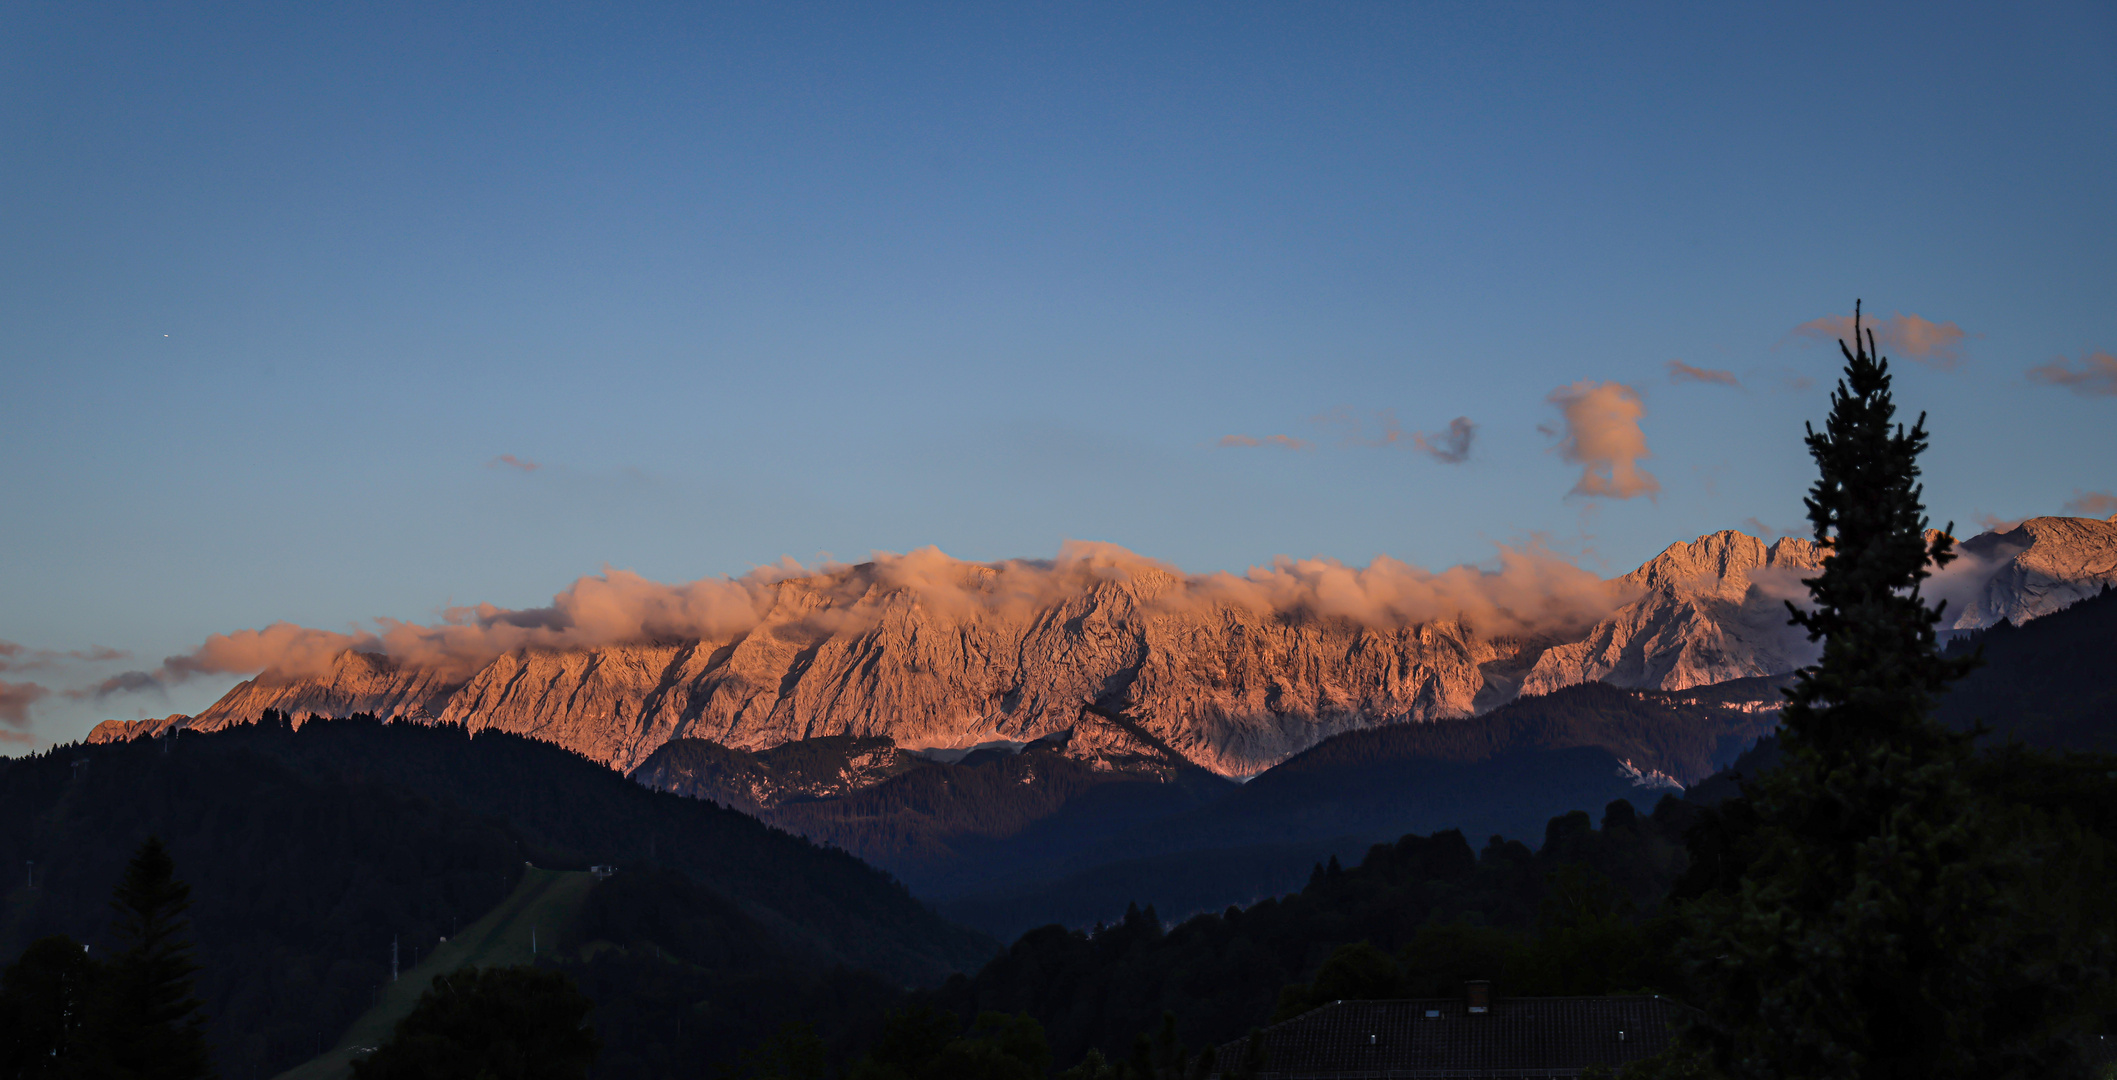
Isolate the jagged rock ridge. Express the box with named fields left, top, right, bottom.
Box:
left=90, top=517, right=2117, bottom=777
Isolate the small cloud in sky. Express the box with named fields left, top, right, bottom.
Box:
left=68, top=670, right=168, bottom=701
left=1974, top=512, right=2025, bottom=534
left=487, top=454, right=542, bottom=472
left=1218, top=434, right=1311, bottom=451
left=2027, top=350, right=2117, bottom=397
left=2062, top=489, right=2117, bottom=519
left=0, top=679, right=47, bottom=730
left=1413, top=417, right=1476, bottom=464
left=1547, top=381, right=1659, bottom=500
left=1789, top=311, right=1971, bottom=370
left=1311, top=408, right=1474, bottom=463
left=1667, top=360, right=1740, bottom=388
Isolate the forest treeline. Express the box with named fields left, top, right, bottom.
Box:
left=0, top=717, right=989, bottom=1078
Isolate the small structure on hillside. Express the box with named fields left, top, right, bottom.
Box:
left=1210, top=985, right=1687, bottom=1079
left=589, top=864, right=616, bottom=881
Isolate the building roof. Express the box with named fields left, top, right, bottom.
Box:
left=1210, top=995, right=1687, bottom=1079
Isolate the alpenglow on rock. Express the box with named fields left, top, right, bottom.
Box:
left=90, top=517, right=2117, bottom=777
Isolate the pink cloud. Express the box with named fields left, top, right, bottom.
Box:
left=1547, top=381, right=1660, bottom=500
left=2062, top=489, right=2117, bottom=519
left=0, top=679, right=47, bottom=730
left=487, top=454, right=542, bottom=472
left=1791, top=311, right=1971, bottom=369
left=2027, top=351, right=2117, bottom=397
left=1667, top=360, right=1740, bottom=388
left=1974, top=512, right=2025, bottom=534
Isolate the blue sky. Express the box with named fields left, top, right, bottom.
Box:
left=5, top=2, right=2113, bottom=747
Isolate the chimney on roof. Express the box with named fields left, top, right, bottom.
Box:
left=1464, top=980, right=1491, bottom=1015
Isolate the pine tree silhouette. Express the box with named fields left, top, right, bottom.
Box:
left=84, top=836, right=214, bottom=1079
left=1683, top=302, right=2108, bottom=1080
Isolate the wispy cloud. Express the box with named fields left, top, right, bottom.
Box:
left=0, top=641, right=128, bottom=672
left=487, top=454, right=542, bottom=472
left=1790, top=311, right=1971, bottom=369
left=2027, top=350, right=2117, bottom=397
left=1311, top=408, right=1474, bottom=463
left=1546, top=381, right=1659, bottom=500
left=68, top=670, right=168, bottom=701
left=1974, top=512, right=2025, bottom=534
left=1413, top=417, right=1476, bottom=464
left=1667, top=360, right=1740, bottom=388
left=2063, top=489, right=2117, bottom=518
left=1218, top=434, right=1311, bottom=451
left=0, top=679, right=47, bottom=731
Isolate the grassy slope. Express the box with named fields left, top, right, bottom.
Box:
left=273, top=867, right=599, bottom=1080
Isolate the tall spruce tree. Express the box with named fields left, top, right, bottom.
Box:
left=1681, top=304, right=2105, bottom=1079
left=82, top=836, right=214, bottom=1080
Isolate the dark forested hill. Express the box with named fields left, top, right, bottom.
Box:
left=0, top=716, right=992, bottom=1079
left=707, top=680, right=1778, bottom=939
left=1683, top=586, right=2117, bottom=805
left=1938, top=584, right=2117, bottom=749
left=927, top=795, right=1705, bottom=1071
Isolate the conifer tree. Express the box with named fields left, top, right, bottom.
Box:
left=83, top=836, right=214, bottom=1079
left=1682, top=304, right=2104, bottom=1079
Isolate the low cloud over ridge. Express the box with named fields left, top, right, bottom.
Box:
left=1546, top=381, right=1660, bottom=500
left=2063, top=490, right=2117, bottom=519
left=101, top=541, right=1635, bottom=690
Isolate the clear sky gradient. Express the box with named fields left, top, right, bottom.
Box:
left=5, top=2, right=2113, bottom=747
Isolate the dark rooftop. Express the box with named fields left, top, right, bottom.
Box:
left=1210, top=995, right=1687, bottom=1079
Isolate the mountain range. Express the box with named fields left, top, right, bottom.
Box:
left=91, top=517, right=2117, bottom=780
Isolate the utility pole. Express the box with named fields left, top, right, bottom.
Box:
left=24, top=861, right=31, bottom=890
left=391, top=936, right=399, bottom=982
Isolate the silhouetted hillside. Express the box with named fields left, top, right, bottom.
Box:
left=912, top=682, right=1771, bottom=936
left=0, top=716, right=991, bottom=1079
left=928, top=796, right=1704, bottom=1070
left=1939, top=584, right=2117, bottom=749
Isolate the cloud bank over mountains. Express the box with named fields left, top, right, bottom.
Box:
left=95, top=540, right=1634, bottom=692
